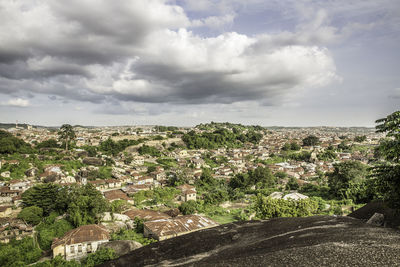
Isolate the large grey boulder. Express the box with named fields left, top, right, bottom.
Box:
left=366, top=212, right=385, bottom=226
left=83, top=157, right=104, bottom=166
left=99, top=240, right=142, bottom=257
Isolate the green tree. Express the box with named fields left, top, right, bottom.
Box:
left=179, top=200, right=197, bottom=215
left=327, top=161, right=368, bottom=201
left=22, top=183, right=59, bottom=215
left=58, top=124, right=76, bottom=151
left=18, top=206, right=43, bottom=225
left=302, top=135, right=320, bottom=146
left=286, top=177, right=299, bottom=191
left=82, top=248, right=117, bottom=267
left=371, top=110, right=400, bottom=209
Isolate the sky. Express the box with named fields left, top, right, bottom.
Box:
left=0, top=0, right=399, bottom=127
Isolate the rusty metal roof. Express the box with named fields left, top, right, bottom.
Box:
left=144, top=215, right=218, bottom=238
left=51, top=224, right=109, bottom=249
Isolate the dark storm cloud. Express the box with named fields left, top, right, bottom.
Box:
left=0, top=0, right=338, bottom=109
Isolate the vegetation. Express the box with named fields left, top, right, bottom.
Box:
left=371, top=110, right=400, bottom=209
left=99, top=138, right=145, bottom=156
left=111, top=229, right=156, bottom=246
left=22, top=184, right=108, bottom=227
left=229, top=166, right=276, bottom=190
left=302, top=135, right=320, bottom=146
left=18, top=206, right=43, bottom=225
left=58, top=124, right=76, bottom=151
left=182, top=128, right=262, bottom=149
left=253, top=195, right=318, bottom=219
left=0, top=129, right=32, bottom=154
left=327, top=161, right=369, bottom=203
left=138, top=145, right=161, bottom=157
left=0, top=237, right=42, bottom=266
left=36, top=212, right=74, bottom=250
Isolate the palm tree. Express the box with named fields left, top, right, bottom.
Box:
left=58, top=124, right=76, bottom=151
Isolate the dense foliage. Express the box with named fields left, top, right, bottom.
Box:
left=22, top=184, right=108, bottom=227
left=253, top=195, right=318, bottom=219
left=302, top=135, right=320, bottom=146
left=0, top=237, right=42, bottom=266
left=0, top=130, right=32, bottom=154
left=371, top=110, right=400, bottom=209
left=17, top=206, right=43, bottom=225
left=229, top=166, right=276, bottom=190
left=138, top=145, right=161, bottom=157
left=327, top=161, right=369, bottom=202
left=182, top=128, right=262, bottom=149
left=99, top=138, right=144, bottom=156
left=36, top=212, right=74, bottom=250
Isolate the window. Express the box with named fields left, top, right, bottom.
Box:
left=87, top=243, right=92, bottom=252
left=70, top=246, right=75, bottom=254
left=78, top=245, right=82, bottom=253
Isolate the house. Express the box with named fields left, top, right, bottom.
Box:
left=136, top=176, right=153, bottom=185
left=0, top=218, right=34, bottom=243
left=143, top=215, right=218, bottom=241
left=122, top=184, right=151, bottom=194
left=177, top=184, right=197, bottom=202
left=51, top=224, right=110, bottom=260
left=181, top=190, right=196, bottom=202
left=0, top=206, right=12, bottom=217
left=9, top=180, right=31, bottom=192
left=103, top=190, right=133, bottom=204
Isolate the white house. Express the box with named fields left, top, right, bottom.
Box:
left=51, top=224, right=110, bottom=260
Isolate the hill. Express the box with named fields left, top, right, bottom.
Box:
left=100, top=215, right=400, bottom=266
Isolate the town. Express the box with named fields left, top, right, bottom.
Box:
left=0, top=121, right=386, bottom=265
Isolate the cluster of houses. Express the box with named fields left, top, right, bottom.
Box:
left=0, top=125, right=384, bottom=261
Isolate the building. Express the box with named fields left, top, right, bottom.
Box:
left=144, top=215, right=218, bottom=241
left=124, top=209, right=171, bottom=222
left=51, top=224, right=110, bottom=260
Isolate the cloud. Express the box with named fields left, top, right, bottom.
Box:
left=2, top=98, right=30, bottom=107
left=0, top=0, right=339, bottom=108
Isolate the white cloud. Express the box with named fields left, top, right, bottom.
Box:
left=3, top=98, right=30, bottom=107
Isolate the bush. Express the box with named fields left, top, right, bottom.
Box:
left=253, top=195, right=318, bottom=219
left=18, top=206, right=43, bottom=225
left=179, top=200, right=197, bottom=215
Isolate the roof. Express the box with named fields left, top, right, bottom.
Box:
left=144, top=215, right=218, bottom=238
left=124, top=209, right=171, bottom=221
left=104, top=190, right=131, bottom=201
left=0, top=206, right=12, bottom=212
left=184, top=190, right=196, bottom=195
left=51, top=224, right=109, bottom=249
left=177, top=184, right=196, bottom=192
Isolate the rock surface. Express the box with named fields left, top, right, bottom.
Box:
left=99, top=240, right=142, bottom=257
left=99, top=215, right=400, bottom=267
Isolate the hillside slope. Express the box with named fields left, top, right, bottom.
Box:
left=100, top=215, right=400, bottom=266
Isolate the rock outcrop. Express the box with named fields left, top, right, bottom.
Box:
left=100, top=215, right=400, bottom=267
left=99, top=240, right=142, bottom=257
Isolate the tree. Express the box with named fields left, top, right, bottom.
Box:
left=327, top=161, right=368, bottom=201
left=18, top=206, right=43, bottom=225
left=58, top=124, right=76, bottom=151
left=22, top=183, right=59, bottom=215
left=302, top=135, right=319, bottom=146
left=179, top=200, right=197, bottom=215
left=371, top=110, right=400, bottom=209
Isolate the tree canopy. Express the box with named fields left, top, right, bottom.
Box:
left=371, top=110, right=400, bottom=209
left=302, top=135, right=320, bottom=146
left=58, top=124, right=76, bottom=151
